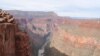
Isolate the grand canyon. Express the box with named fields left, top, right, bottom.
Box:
left=0, top=9, right=100, bottom=56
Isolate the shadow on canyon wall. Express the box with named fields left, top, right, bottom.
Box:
left=44, top=46, right=68, bottom=56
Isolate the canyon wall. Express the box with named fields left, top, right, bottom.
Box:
left=45, top=24, right=100, bottom=56
left=0, top=23, right=16, bottom=56
left=0, top=9, right=31, bottom=56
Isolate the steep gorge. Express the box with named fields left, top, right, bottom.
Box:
left=1, top=9, right=100, bottom=56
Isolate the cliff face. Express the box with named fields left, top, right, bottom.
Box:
left=6, top=10, right=58, bottom=19
left=0, top=23, right=16, bottom=56
left=15, top=32, right=31, bottom=56
left=0, top=9, right=31, bottom=56
left=46, top=23, right=100, bottom=56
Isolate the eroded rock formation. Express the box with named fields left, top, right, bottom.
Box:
left=0, top=9, right=31, bottom=56
left=0, top=9, right=14, bottom=23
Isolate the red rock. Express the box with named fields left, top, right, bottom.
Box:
left=0, top=9, right=31, bottom=56
left=0, top=23, right=16, bottom=56
left=15, top=32, right=31, bottom=56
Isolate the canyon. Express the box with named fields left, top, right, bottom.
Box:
left=0, top=9, right=100, bottom=56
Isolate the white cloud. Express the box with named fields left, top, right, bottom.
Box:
left=0, top=0, right=100, bottom=17
left=56, top=11, right=100, bottom=18
left=0, top=0, right=57, bottom=10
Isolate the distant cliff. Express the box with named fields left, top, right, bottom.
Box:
left=6, top=10, right=58, bottom=19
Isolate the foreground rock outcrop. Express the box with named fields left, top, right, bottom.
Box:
left=0, top=9, right=31, bottom=56
left=0, top=23, right=16, bottom=56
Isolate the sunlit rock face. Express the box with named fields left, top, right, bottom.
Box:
left=0, top=9, right=31, bottom=56
left=0, top=23, right=16, bottom=56
left=47, top=22, right=100, bottom=56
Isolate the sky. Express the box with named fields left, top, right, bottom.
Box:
left=0, top=0, right=100, bottom=18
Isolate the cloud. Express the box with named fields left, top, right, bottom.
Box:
left=0, top=0, right=100, bottom=18
left=0, top=0, right=59, bottom=11
left=56, top=11, right=100, bottom=18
